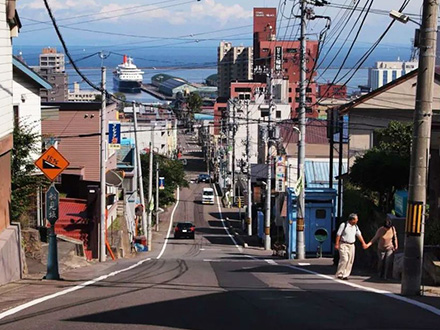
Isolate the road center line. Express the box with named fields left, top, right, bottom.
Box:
left=213, top=185, right=243, bottom=253
left=156, top=186, right=180, bottom=260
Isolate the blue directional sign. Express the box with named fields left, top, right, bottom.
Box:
left=159, top=177, right=165, bottom=190
left=108, top=121, right=121, bottom=149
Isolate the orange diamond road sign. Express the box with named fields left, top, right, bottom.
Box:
left=34, top=146, right=70, bottom=181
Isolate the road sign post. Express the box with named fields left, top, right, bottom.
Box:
left=45, top=184, right=60, bottom=280
left=35, top=147, right=69, bottom=280
left=34, top=146, right=70, bottom=181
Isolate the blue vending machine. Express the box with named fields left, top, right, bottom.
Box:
left=286, top=188, right=336, bottom=258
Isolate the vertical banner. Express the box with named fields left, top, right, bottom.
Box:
left=275, top=155, right=286, bottom=192
left=108, top=121, right=121, bottom=149
left=159, top=177, right=165, bottom=190
left=274, top=46, right=283, bottom=74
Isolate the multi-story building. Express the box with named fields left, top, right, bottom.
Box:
left=0, top=0, right=21, bottom=286
left=368, top=60, right=418, bottom=90
left=217, top=41, right=253, bottom=98
left=68, top=82, right=100, bottom=102
left=39, top=47, right=65, bottom=72
left=35, top=47, right=68, bottom=102
left=120, top=105, right=178, bottom=159
left=253, top=8, right=320, bottom=118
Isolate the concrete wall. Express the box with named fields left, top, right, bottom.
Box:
left=0, top=226, right=21, bottom=285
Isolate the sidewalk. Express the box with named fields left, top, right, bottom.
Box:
left=0, top=203, right=177, bottom=315
left=223, top=205, right=440, bottom=310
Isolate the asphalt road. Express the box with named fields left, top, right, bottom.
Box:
left=1, top=150, right=440, bottom=329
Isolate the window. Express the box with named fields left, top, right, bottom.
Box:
left=392, top=70, right=397, bottom=80
left=383, top=71, right=388, bottom=85
left=316, top=209, right=326, bottom=219
left=288, top=97, right=292, bottom=103
left=235, top=87, right=252, bottom=93
left=276, top=110, right=281, bottom=118
left=13, top=106, right=19, bottom=128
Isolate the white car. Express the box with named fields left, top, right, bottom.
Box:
left=202, top=187, right=214, bottom=205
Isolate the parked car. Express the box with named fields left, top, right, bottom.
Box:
left=197, top=173, right=211, bottom=183
left=174, top=222, right=195, bottom=239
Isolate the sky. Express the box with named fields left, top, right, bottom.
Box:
left=15, top=1, right=423, bottom=48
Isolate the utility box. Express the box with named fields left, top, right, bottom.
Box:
left=285, top=188, right=337, bottom=259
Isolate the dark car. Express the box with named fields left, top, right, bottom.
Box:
left=197, top=173, right=211, bottom=183
left=174, top=222, right=195, bottom=239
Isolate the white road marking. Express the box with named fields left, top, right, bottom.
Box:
left=0, top=188, right=182, bottom=320
left=213, top=185, right=242, bottom=253
left=261, top=259, right=440, bottom=318
left=0, top=258, right=151, bottom=320
left=156, top=187, right=180, bottom=260
left=264, top=259, right=277, bottom=265
left=298, top=263, right=310, bottom=266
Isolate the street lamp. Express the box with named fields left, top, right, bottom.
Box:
left=391, top=1, right=438, bottom=296
left=389, top=10, right=421, bottom=26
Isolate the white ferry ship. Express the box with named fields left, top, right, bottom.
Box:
left=113, top=55, right=144, bottom=93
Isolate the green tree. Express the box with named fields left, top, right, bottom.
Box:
left=140, top=153, right=188, bottom=207
left=11, top=124, right=48, bottom=225
left=186, top=92, right=202, bottom=122
left=349, top=121, right=412, bottom=212
left=113, top=92, right=127, bottom=111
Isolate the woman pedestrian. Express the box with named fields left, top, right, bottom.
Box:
left=366, top=218, right=398, bottom=280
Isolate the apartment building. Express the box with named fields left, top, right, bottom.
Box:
left=35, top=47, right=68, bottom=102
left=217, top=41, right=253, bottom=98
left=368, top=60, right=418, bottom=90
left=68, top=82, right=100, bottom=102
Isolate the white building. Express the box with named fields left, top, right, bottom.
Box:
left=39, top=47, right=65, bottom=73
left=368, top=60, right=418, bottom=90
left=0, top=0, right=22, bottom=286
left=121, top=106, right=178, bottom=158
left=222, top=79, right=291, bottom=183
left=13, top=57, right=52, bottom=161
left=68, top=82, right=100, bottom=102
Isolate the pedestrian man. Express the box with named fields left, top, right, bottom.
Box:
left=335, top=213, right=368, bottom=280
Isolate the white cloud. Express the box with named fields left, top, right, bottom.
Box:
left=23, top=0, right=98, bottom=11
left=190, top=0, right=252, bottom=24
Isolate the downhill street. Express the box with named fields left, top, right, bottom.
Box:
left=0, top=150, right=439, bottom=329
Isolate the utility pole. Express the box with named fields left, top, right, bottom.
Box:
left=99, top=67, right=106, bottom=262
left=264, top=71, right=273, bottom=251
left=246, top=101, right=252, bottom=236
left=147, top=125, right=154, bottom=251
left=132, top=102, right=147, bottom=238
left=401, top=0, right=438, bottom=296
left=296, top=0, right=307, bottom=260
left=156, top=161, right=159, bottom=231
left=232, top=101, right=237, bottom=204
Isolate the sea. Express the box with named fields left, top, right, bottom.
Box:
left=13, top=44, right=412, bottom=104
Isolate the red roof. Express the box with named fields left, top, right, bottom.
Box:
left=280, top=119, right=328, bottom=145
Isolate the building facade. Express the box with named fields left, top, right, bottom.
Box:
left=0, top=0, right=22, bottom=286
left=217, top=41, right=253, bottom=98
left=35, top=47, right=68, bottom=102
left=368, top=60, right=418, bottom=90
left=68, top=82, right=100, bottom=102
